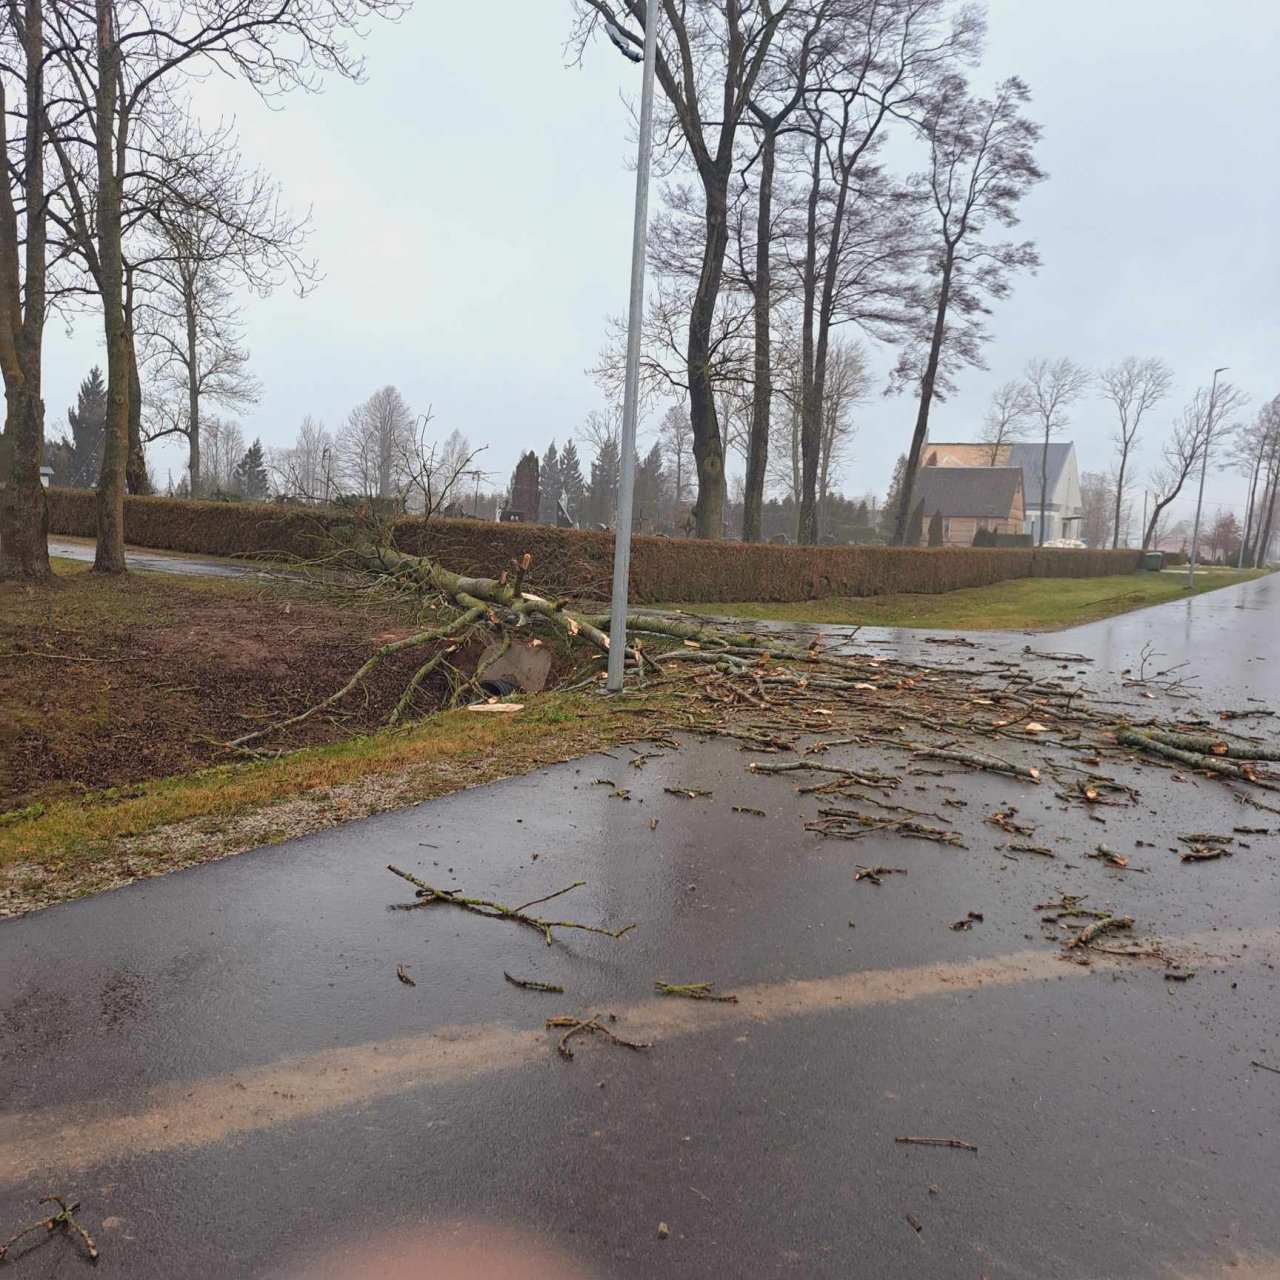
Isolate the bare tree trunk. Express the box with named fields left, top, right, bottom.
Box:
left=0, top=0, right=52, bottom=582
left=184, top=275, right=201, bottom=492
left=689, top=180, right=728, bottom=539
left=742, top=129, right=775, bottom=544
left=1255, top=467, right=1278, bottom=569
left=125, top=311, right=149, bottom=494
left=1038, top=428, right=1050, bottom=546
left=893, top=248, right=955, bottom=546
left=1240, top=452, right=1262, bottom=567
left=93, top=0, right=130, bottom=574
left=1111, top=448, right=1128, bottom=549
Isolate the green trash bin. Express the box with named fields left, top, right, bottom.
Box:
left=1143, top=551, right=1165, bottom=571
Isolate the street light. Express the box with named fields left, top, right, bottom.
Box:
left=605, top=2, right=659, bottom=693
left=1186, top=366, right=1227, bottom=589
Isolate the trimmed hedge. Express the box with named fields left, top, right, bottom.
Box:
left=45, top=488, right=1144, bottom=604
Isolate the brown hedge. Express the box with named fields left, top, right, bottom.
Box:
left=45, top=488, right=1143, bottom=604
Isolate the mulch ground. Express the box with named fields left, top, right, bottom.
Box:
left=0, top=568, right=489, bottom=810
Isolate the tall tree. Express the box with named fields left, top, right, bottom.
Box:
left=586, top=434, right=621, bottom=529
left=893, top=76, right=1044, bottom=544
left=1142, top=382, right=1247, bottom=549
left=977, top=379, right=1032, bottom=463
left=879, top=452, right=908, bottom=542
left=0, top=0, right=51, bottom=580
left=1021, top=356, right=1090, bottom=545
left=573, top=0, right=795, bottom=538
left=559, top=438, right=585, bottom=527
left=270, top=414, right=332, bottom=501
left=61, top=366, right=108, bottom=487
left=233, top=437, right=268, bottom=500
left=143, top=254, right=262, bottom=494
left=658, top=403, right=693, bottom=507
left=336, top=385, right=414, bottom=500
left=796, top=3, right=981, bottom=546
left=46, top=0, right=401, bottom=573
left=538, top=441, right=561, bottom=524
left=1098, top=355, right=1172, bottom=548
left=1078, top=470, right=1115, bottom=549
left=739, top=3, right=825, bottom=542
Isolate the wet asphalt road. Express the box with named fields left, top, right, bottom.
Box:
left=3, top=577, right=1280, bottom=1278
left=47, top=538, right=289, bottom=580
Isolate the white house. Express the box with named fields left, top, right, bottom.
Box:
left=919, top=440, right=1084, bottom=544
left=1006, top=442, right=1083, bottom=543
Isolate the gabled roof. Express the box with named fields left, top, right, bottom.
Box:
left=1007, top=442, right=1073, bottom=502
left=913, top=466, right=1023, bottom=518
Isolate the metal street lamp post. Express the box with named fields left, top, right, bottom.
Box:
left=605, top=2, right=659, bottom=693
left=1186, top=366, right=1227, bottom=589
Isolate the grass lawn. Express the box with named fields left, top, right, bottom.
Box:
left=658, top=569, right=1269, bottom=632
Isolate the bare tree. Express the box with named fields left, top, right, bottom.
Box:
left=817, top=338, right=867, bottom=530
left=142, top=249, right=263, bottom=493
left=1098, top=355, right=1172, bottom=548
left=201, top=417, right=246, bottom=493
left=1078, top=470, right=1115, bottom=549
left=269, top=414, right=332, bottom=501
left=572, top=0, right=795, bottom=539
left=395, top=418, right=485, bottom=517
left=893, top=75, right=1044, bottom=544
left=1142, top=382, right=1247, bottom=550
left=1236, top=395, right=1280, bottom=566
left=658, top=402, right=693, bottom=505
left=1021, top=356, right=1090, bottom=545
left=738, top=2, right=827, bottom=542
left=977, top=379, right=1032, bottom=463
left=0, top=0, right=51, bottom=580
left=336, top=385, right=415, bottom=500
left=46, top=0, right=403, bottom=573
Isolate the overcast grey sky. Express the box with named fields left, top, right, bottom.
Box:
left=45, top=0, right=1280, bottom=527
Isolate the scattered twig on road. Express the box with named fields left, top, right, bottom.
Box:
left=1007, top=843, right=1055, bottom=857
left=1087, top=844, right=1129, bottom=868
left=732, top=806, right=767, bottom=816
left=854, top=865, right=908, bottom=886
left=895, top=1136, right=978, bottom=1152
left=1180, top=846, right=1231, bottom=862
left=950, top=912, right=984, bottom=931
left=655, top=981, right=738, bottom=1003
left=912, top=746, right=1041, bottom=782
left=664, top=786, right=713, bottom=799
left=0, top=1195, right=99, bottom=1263
left=1250, top=1059, right=1280, bottom=1076
left=503, top=972, right=564, bottom=993
left=395, top=964, right=416, bottom=986
left=546, top=1014, right=651, bottom=1059
left=1067, top=915, right=1135, bottom=948
left=387, top=865, right=634, bottom=946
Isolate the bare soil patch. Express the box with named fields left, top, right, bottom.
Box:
left=0, top=566, right=491, bottom=810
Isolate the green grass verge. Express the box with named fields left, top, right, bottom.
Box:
left=0, top=691, right=670, bottom=912
left=656, top=570, right=1269, bottom=632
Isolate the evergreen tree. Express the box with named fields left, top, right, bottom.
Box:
left=558, top=439, right=585, bottom=527
left=64, top=366, right=108, bottom=488
left=927, top=509, right=944, bottom=546
left=538, top=441, right=561, bottom=524
left=635, top=442, right=666, bottom=531
left=879, top=454, right=908, bottom=541
left=906, top=498, right=926, bottom=547
left=586, top=436, right=621, bottom=528
left=233, top=438, right=269, bottom=501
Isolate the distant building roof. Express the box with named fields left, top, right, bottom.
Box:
left=1007, top=442, right=1073, bottom=503
left=913, top=466, right=1023, bottom=518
